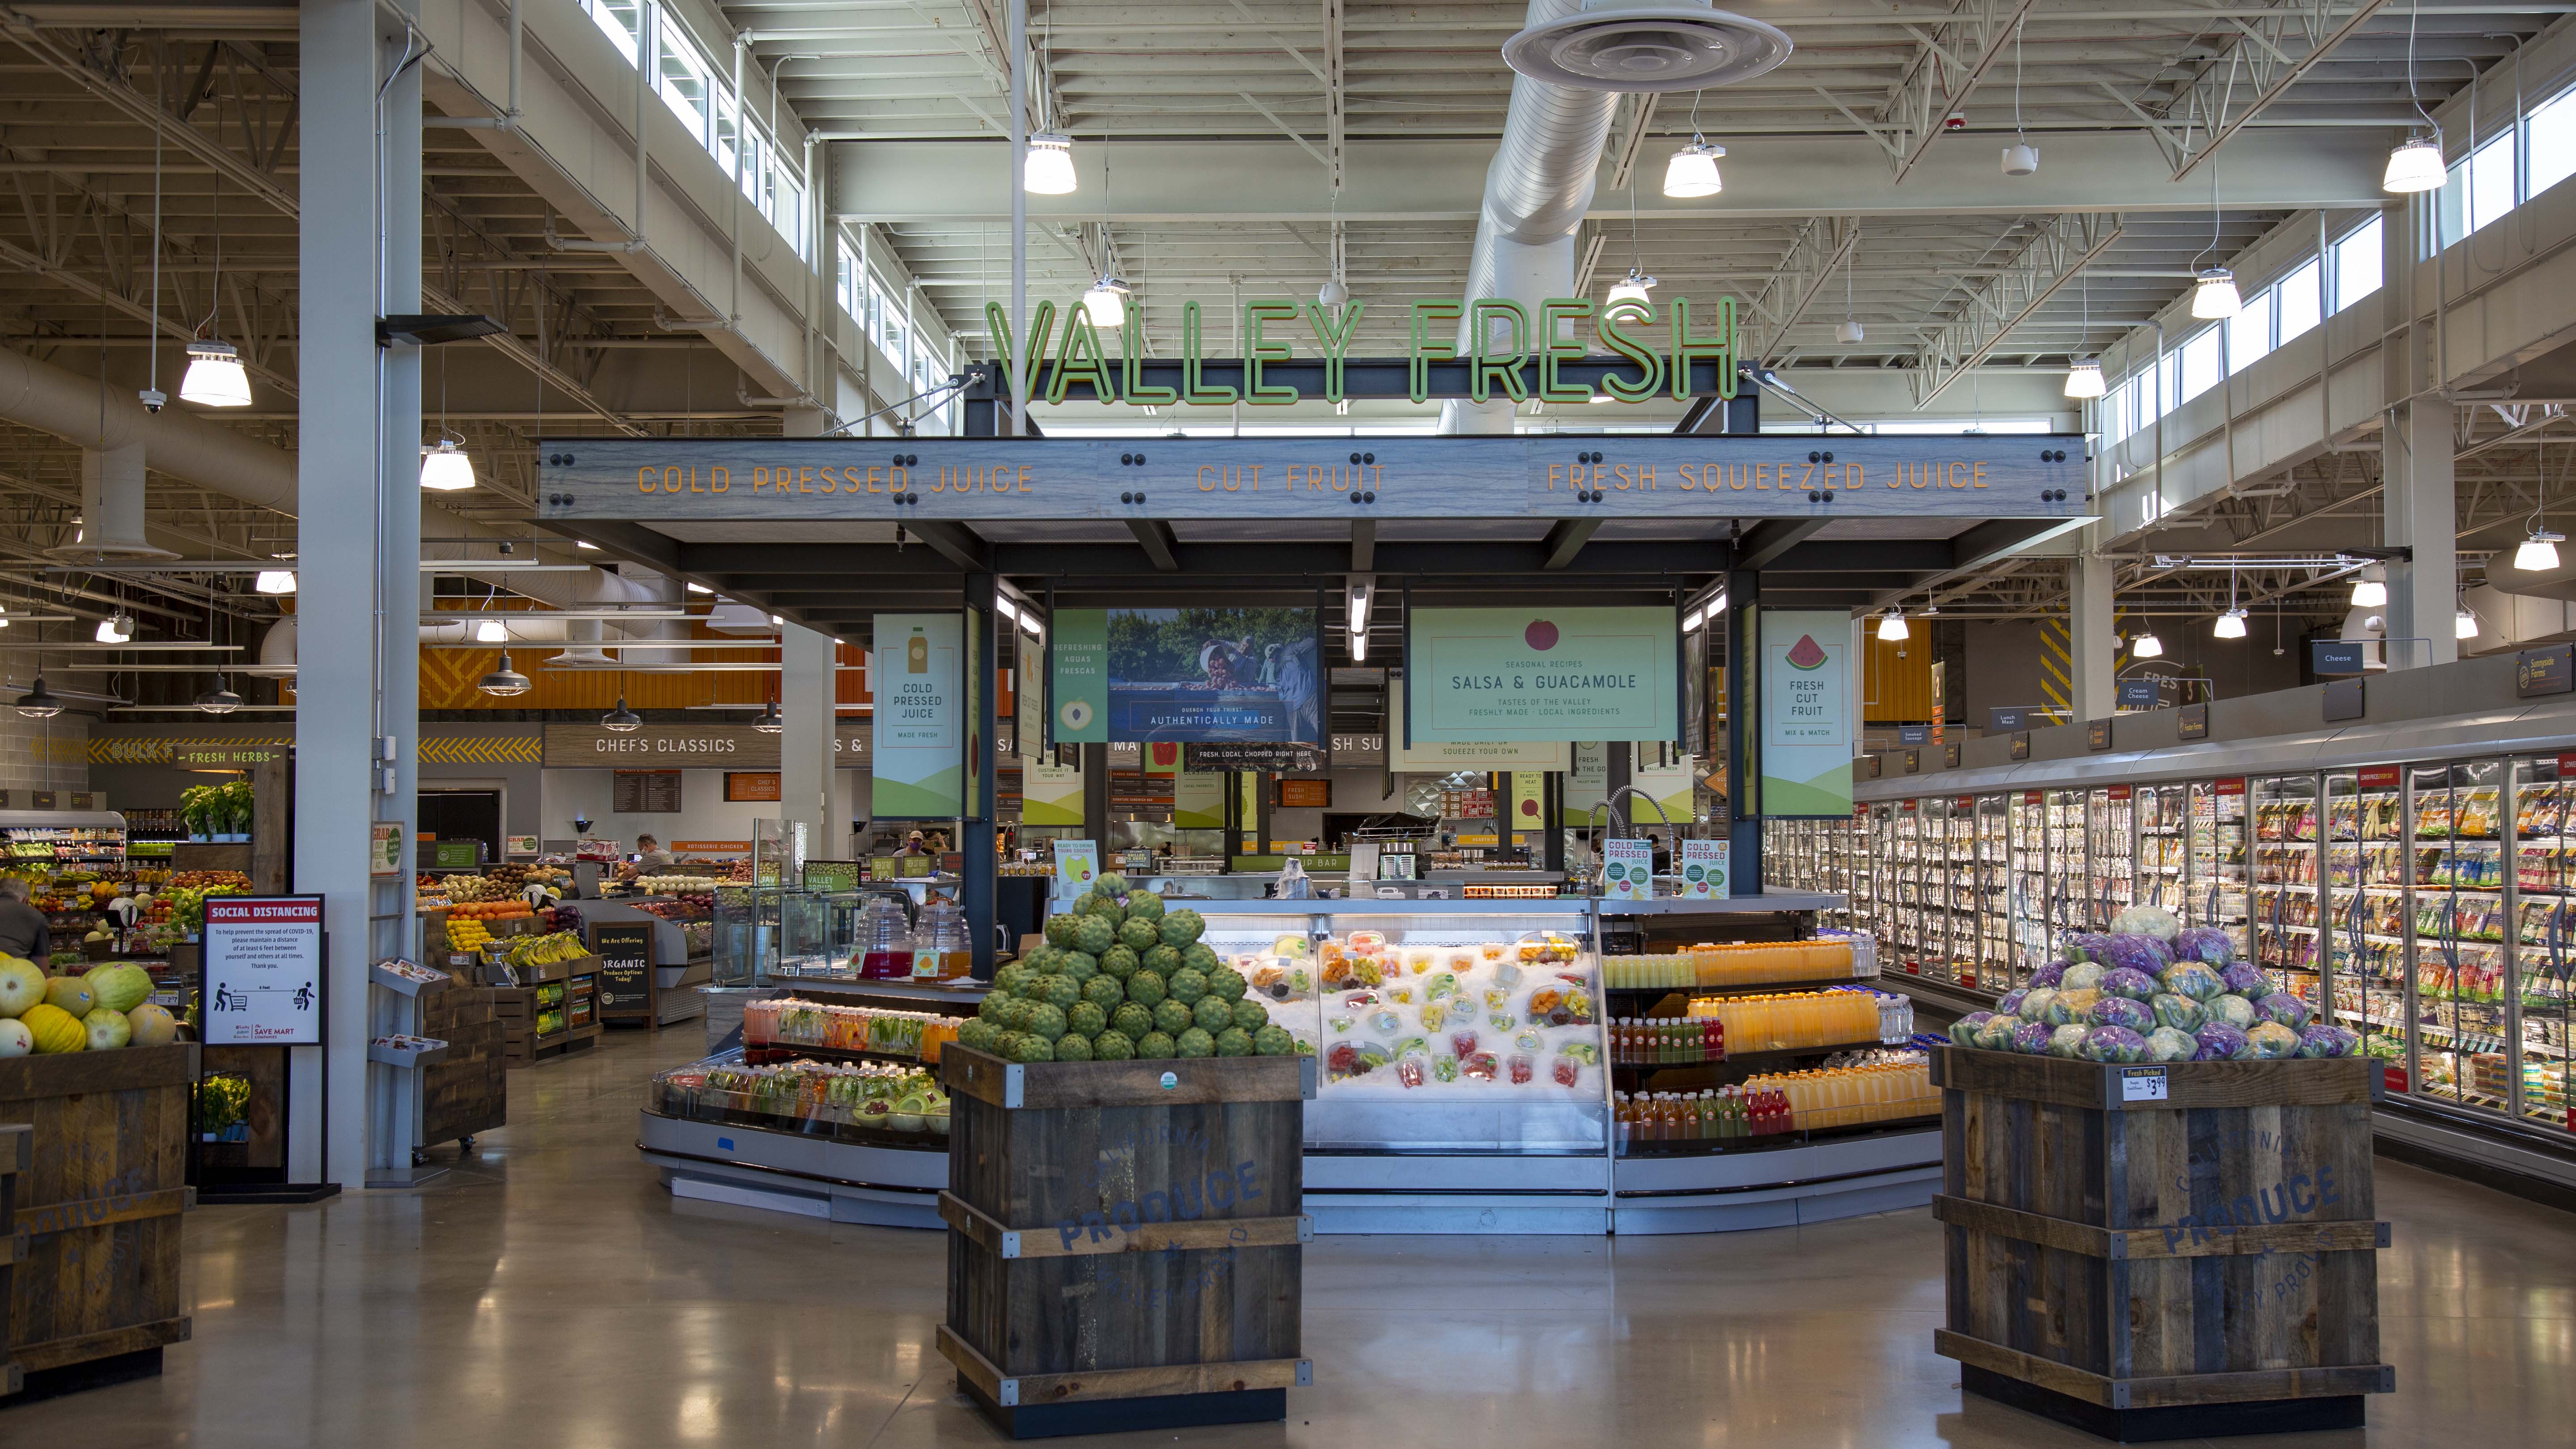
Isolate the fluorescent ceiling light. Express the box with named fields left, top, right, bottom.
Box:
left=686, top=581, right=713, bottom=594
left=575, top=540, right=599, bottom=551
left=995, top=597, right=1019, bottom=624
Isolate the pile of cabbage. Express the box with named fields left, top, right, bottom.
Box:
left=1947, top=910, right=2360, bottom=1065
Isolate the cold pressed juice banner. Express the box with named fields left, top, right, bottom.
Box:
left=871, top=613, right=962, bottom=818
left=1052, top=606, right=1322, bottom=743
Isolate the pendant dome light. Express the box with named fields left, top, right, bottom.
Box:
left=2456, top=594, right=2481, bottom=640
left=2349, top=565, right=2387, bottom=608
left=180, top=339, right=251, bottom=408
left=478, top=652, right=531, bottom=698
left=1609, top=165, right=1655, bottom=307
left=2000, top=23, right=2037, bottom=176
left=420, top=437, right=475, bottom=491
left=1876, top=607, right=1909, bottom=642
left=2064, top=267, right=2102, bottom=397
left=2518, top=525, right=2564, bottom=572
left=1024, top=132, right=1076, bottom=194
left=2212, top=564, right=2246, bottom=638
left=1663, top=138, right=1723, bottom=197
left=95, top=612, right=133, bottom=644
left=1080, top=275, right=1130, bottom=329
left=195, top=674, right=244, bottom=715
left=2190, top=267, right=2241, bottom=319
left=1834, top=225, right=1863, bottom=343
left=753, top=699, right=784, bottom=733
left=2131, top=627, right=2164, bottom=659
left=602, top=696, right=642, bottom=732
left=2384, top=137, right=2445, bottom=193
left=254, top=565, right=295, bottom=594
left=14, top=675, right=63, bottom=719
left=1608, top=269, right=1657, bottom=306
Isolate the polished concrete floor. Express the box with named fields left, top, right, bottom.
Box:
left=8, top=1028, right=2573, bottom=1447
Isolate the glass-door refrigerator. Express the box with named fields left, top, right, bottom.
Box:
left=2406, top=759, right=2508, bottom=1113
left=2191, top=777, right=2250, bottom=950
left=1891, top=801, right=1924, bottom=967
left=2135, top=783, right=2190, bottom=917
left=2009, top=789, right=2052, bottom=977
left=2322, top=766, right=2403, bottom=1059
left=2045, top=788, right=2087, bottom=950
left=1940, top=796, right=1980, bottom=987
left=1976, top=794, right=2011, bottom=988
left=2088, top=785, right=2136, bottom=930
left=1851, top=806, right=1881, bottom=943
left=2511, top=754, right=2574, bottom=1130
left=2251, top=773, right=2322, bottom=997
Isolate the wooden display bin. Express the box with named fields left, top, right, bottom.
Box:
left=420, top=987, right=505, bottom=1147
left=1930, top=1047, right=2390, bottom=1441
left=936, top=1045, right=1314, bottom=1439
left=0, top=1046, right=194, bottom=1404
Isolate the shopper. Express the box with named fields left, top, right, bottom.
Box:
left=0, top=877, right=50, bottom=965
left=898, top=830, right=928, bottom=856
left=634, top=834, right=675, bottom=872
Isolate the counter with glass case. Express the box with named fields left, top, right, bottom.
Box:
left=642, top=894, right=1934, bottom=1233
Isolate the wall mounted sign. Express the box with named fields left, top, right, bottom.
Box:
left=1388, top=682, right=1572, bottom=772
left=1858, top=754, right=1881, bottom=780
left=2324, top=678, right=2366, bottom=721
left=1275, top=779, right=1330, bottom=809
left=612, top=770, right=682, bottom=813
left=203, top=895, right=323, bottom=1045
left=872, top=613, right=963, bottom=817
left=540, top=434, right=2090, bottom=524
left=1941, top=742, right=1961, bottom=770
left=1988, top=707, right=2027, bottom=731
left=1408, top=607, right=1677, bottom=742
left=2311, top=639, right=2368, bottom=676
left=1896, top=724, right=1927, bottom=745
left=2010, top=732, right=2030, bottom=760
left=1186, top=741, right=1324, bottom=773
left=2087, top=719, right=2113, bottom=751
left=724, top=771, right=782, bottom=802
left=541, top=724, right=869, bottom=769
left=2116, top=679, right=2161, bottom=709
left=1902, top=749, right=1920, bottom=774
left=1759, top=610, right=1852, bottom=817
left=2520, top=643, right=2574, bottom=698
left=371, top=822, right=404, bottom=878
left=2178, top=703, right=2210, bottom=740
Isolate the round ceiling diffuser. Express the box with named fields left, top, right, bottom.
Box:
left=1502, top=1, right=1793, bottom=93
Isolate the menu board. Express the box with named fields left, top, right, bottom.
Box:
left=613, top=770, right=683, bottom=813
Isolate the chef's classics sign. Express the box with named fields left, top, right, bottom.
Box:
left=542, top=723, right=871, bottom=768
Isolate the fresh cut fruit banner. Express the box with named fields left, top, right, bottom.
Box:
left=872, top=613, right=964, bottom=818
left=1408, top=606, right=1678, bottom=742
left=1758, top=609, right=1854, bottom=817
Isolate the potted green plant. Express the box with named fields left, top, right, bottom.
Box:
left=219, top=780, right=254, bottom=839
left=179, top=784, right=216, bottom=842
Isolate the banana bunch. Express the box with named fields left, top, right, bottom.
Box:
left=503, top=930, right=589, bottom=969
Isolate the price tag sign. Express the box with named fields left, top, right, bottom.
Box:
left=2118, top=1066, right=2170, bottom=1103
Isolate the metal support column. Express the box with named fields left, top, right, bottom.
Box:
left=2070, top=549, right=2118, bottom=722
left=1080, top=742, right=1110, bottom=836
left=964, top=574, right=1000, bottom=974
left=1724, top=568, right=1760, bottom=894
left=780, top=624, right=836, bottom=852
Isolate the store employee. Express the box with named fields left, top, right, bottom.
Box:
left=633, top=834, right=674, bottom=872
left=0, top=877, right=49, bottom=964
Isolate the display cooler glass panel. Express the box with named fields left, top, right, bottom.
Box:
left=2512, top=755, right=2576, bottom=1130
left=2251, top=775, right=2322, bottom=996
left=2086, top=787, right=2136, bottom=931
left=2405, top=760, right=2509, bottom=1114
left=2192, top=777, right=2251, bottom=952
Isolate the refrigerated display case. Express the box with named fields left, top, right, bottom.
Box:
left=2190, top=777, right=2249, bottom=940
left=2513, top=755, right=2576, bottom=1126
left=2404, top=759, right=2509, bottom=1111
left=2008, top=790, right=2051, bottom=981
left=1975, top=795, right=2009, bottom=979
left=2087, top=785, right=2135, bottom=930
left=2251, top=773, right=2322, bottom=999
left=2135, top=782, right=2189, bottom=916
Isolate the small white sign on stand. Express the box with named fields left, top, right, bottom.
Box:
left=1603, top=839, right=1654, bottom=900
left=1053, top=840, right=1100, bottom=904
left=203, top=895, right=325, bottom=1044
left=1679, top=840, right=1731, bottom=899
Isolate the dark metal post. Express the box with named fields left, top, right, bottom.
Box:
left=1726, top=568, right=1762, bottom=895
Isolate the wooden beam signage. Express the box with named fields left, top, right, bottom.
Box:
left=542, top=723, right=871, bottom=768
left=537, top=435, right=2088, bottom=524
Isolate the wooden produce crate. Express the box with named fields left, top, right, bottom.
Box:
left=0, top=1046, right=194, bottom=1403
left=420, top=987, right=505, bottom=1146
left=1930, top=1047, right=2390, bottom=1441
left=936, top=1046, right=1314, bottom=1439
left=0, top=1123, right=21, bottom=1396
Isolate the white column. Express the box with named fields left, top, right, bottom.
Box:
left=2381, top=197, right=2456, bottom=668
left=300, top=0, right=413, bottom=1188
left=781, top=625, right=837, bottom=853
left=2069, top=549, right=2117, bottom=723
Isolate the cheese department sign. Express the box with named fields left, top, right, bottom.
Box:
left=542, top=723, right=871, bottom=768
left=539, top=435, right=2090, bottom=524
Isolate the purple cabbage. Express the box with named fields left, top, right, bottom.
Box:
left=2193, top=1021, right=2252, bottom=1061
left=2063, top=933, right=2112, bottom=964
left=2100, top=966, right=2160, bottom=1002
left=2011, top=1021, right=2057, bottom=1055
left=1996, top=987, right=2031, bottom=1019
left=2220, top=962, right=2271, bottom=996
left=2090, top=995, right=2156, bottom=1032
left=1948, top=1012, right=1995, bottom=1047
left=2254, top=992, right=2311, bottom=1031
left=2100, top=934, right=2174, bottom=974
left=2083, top=1025, right=2152, bottom=1063
left=2172, top=926, right=2235, bottom=966
left=2027, top=962, right=2068, bottom=990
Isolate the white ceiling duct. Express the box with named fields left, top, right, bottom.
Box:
left=54, top=443, right=174, bottom=560
left=0, top=347, right=294, bottom=514
left=248, top=615, right=296, bottom=678
left=705, top=602, right=775, bottom=635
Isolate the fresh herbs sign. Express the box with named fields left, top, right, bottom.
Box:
left=989, top=296, right=1736, bottom=407
left=1758, top=610, right=1853, bottom=818
left=1407, top=607, right=1678, bottom=742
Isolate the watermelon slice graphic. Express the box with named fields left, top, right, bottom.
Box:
left=1786, top=634, right=1828, bottom=669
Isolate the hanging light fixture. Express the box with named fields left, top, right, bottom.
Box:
left=179, top=339, right=251, bottom=407
left=13, top=676, right=63, bottom=720
left=195, top=674, right=243, bottom=715
left=1079, top=275, right=1130, bottom=329
left=602, top=696, right=642, bottom=732
left=2456, top=597, right=2481, bottom=640
left=477, top=652, right=531, bottom=697
left=1663, top=138, right=1724, bottom=198
left=1837, top=319, right=1865, bottom=344
left=2190, top=267, right=2241, bottom=319
left=2349, top=566, right=2388, bottom=607
left=2131, top=627, right=2164, bottom=659
left=419, top=437, right=475, bottom=491
left=1608, top=268, right=1657, bottom=306
left=254, top=567, right=295, bottom=595
left=2382, top=136, right=2445, bottom=194
left=1876, top=608, right=1909, bottom=641
left=2519, top=525, right=2564, bottom=572
left=94, top=612, right=133, bottom=644
left=2064, top=359, right=2106, bottom=399
left=1023, top=132, right=1076, bottom=194
left=2002, top=140, right=2038, bottom=177
left=753, top=699, right=784, bottom=733
left=2213, top=609, right=2248, bottom=639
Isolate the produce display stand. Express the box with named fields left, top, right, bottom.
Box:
left=936, top=1044, right=1314, bottom=1439
left=0, top=1123, right=21, bottom=1396
left=0, top=1046, right=194, bottom=1405
left=420, top=983, right=505, bottom=1148
left=1930, top=1046, right=2390, bottom=1441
